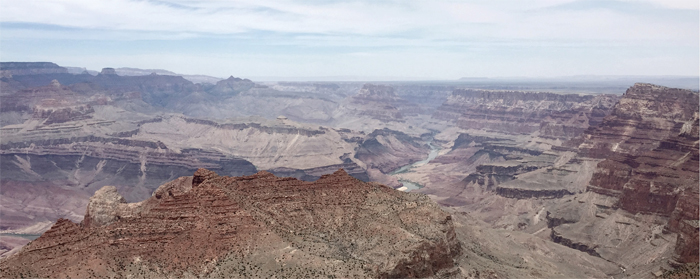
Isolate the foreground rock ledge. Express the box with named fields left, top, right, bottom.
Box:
left=0, top=168, right=461, bottom=278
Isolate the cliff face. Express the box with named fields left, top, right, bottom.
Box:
left=209, top=76, right=255, bottom=96
left=419, top=83, right=698, bottom=276
left=0, top=112, right=371, bottom=237
left=346, top=84, right=422, bottom=122
left=433, top=89, right=618, bottom=140
left=585, top=116, right=699, bottom=263
left=354, top=128, right=429, bottom=174
left=547, top=84, right=699, bottom=269
left=0, top=169, right=461, bottom=278
left=579, top=83, right=699, bottom=158
left=585, top=84, right=698, bottom=209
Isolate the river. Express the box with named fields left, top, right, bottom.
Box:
left=390, top=139, right=440, bottom=192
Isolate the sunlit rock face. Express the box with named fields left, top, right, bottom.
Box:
left=578, top=84, right=700, bottom=264
left=422, top=83, right=698, bottom=277
left=0, top=169, right=461, bottom=279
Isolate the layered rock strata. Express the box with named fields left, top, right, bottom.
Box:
left=354, top=128, right=429, bottom=174
left=0, top=169, right=461, bottom=278
left=546, top=84, right=699, bottom=272
left=433, top=89, right=618, bottom=140
left=342, top=84, right=424, bottom=123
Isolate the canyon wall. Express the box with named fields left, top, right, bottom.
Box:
left=434, top=88, right=618, bottom=139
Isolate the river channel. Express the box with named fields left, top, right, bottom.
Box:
left=389, top=139, right=440, bottom=192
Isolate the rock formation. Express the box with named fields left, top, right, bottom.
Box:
left=417, top=83, right=698, bottom=277
left=344, top=84, right=421, bottom=122
left=0, top=169, right=461, bottom=278
left=354, top=128, right=429, bottom=173
left=209, top=76, right=255, bottom=96
left=433, top=88, right=618, bottom=140
left=99, top=68, right=118, bottom=76
left=565, top=84, right=700, bottom=266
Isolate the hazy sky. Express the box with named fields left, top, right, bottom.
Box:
left=1, top=0, right=698, bottom=79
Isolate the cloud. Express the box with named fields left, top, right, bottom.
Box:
left=1, top=0, right=696, bottom=43
left=0, top=0, right=697, bottom=78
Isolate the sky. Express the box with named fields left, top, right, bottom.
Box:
left=0, top=0, right=698, bottom=80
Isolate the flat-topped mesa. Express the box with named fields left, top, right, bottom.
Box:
left=99, top=67, right=118, bottom=76
left=1, top=168, right=461, bottom=278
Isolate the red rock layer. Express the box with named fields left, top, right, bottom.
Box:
left=0, top=169, right=460, bottom=278
left=579, top=83, right=698, bottom=158
left=583, top=83, right=699, bottom=263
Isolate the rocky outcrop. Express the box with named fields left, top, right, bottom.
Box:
left=0, top=79, right=81, bottom=113
left=82, top=186, right=130, bottom=227
left=550, top=228, right=602, bottom=257
left=579, top=83, right=698, bottom=158
left=354, top=128, right=429, bottom=173
left=32, top=103, right=95, bottom=124
left=433, top=89, right=618, bottom=139
left=267, top=157, right=370, bottom=182
left=99, top=68, right=118, bottom=75
left=209, top=76, right=255, bottom=96
left=0, top=169, right=461, bottom=278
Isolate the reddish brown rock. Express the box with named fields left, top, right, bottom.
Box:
left=0, top=169, right=461, bottom=278
left=579, top=83, right=698, bottom=158
left=581, top=84, right=699, bottom=264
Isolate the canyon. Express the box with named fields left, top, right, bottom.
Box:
left=0, top=62, right=697, bottom=278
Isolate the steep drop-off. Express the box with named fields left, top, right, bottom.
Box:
left=0, top=169, right=461, bottom=278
